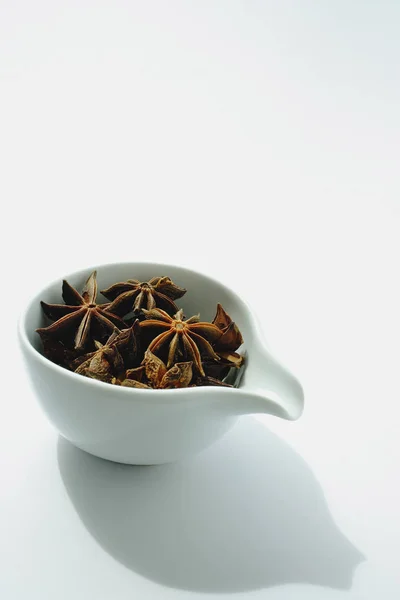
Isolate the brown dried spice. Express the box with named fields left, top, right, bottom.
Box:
left=71, top=323, right=141, bottom=383
left=101, top=276, right=186, bottom=317
left=139, top=308, right=222, bottom=376
left=120, top=350, right=193, bottom=389
left=203, top=304, right=244, bottom=380
left=36, top=270, right=245, bottom=390
left=37, top=271, right=126, bottom=351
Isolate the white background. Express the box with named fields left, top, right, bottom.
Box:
left=1, top=1, right=400, bottom=598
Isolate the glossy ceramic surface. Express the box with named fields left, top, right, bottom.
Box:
left=18, top=262, right=304, bottom=464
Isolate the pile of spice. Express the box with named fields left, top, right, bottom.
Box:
left=36, top=271, right=245, bottom=389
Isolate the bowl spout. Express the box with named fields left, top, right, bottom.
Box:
left=219, top=345, right=304, bottom=420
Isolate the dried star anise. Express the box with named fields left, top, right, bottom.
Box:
left=101, top=276, right=186, bottom=317
left=36, top=269, right=246, bottom=390
left=212, top=304, right=244, bottom=352
left=70, top=323, right=141, bottom=382
left=139, top=308, right=222, bottom=376
left=119, top=350, right=193, bottom=389
left=37, top=271, right=126, bottom=351
left=72, top=332, right=125, bottom=383
left=203, top=304, right=244, bottom=380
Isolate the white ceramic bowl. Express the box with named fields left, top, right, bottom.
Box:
left=19, top=262, right=304, bottom=464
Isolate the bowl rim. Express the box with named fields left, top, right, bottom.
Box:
left=18, top=261, right=254, bottom=398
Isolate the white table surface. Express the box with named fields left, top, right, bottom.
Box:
left=1, top=1, right=400, bottom=598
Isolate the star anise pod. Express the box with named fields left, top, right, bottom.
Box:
left=70, top=323, right=141, bottom=382
left=139, top=308, right=222, bottom=376
left=203, top=304, right=244, bottom=380
left=100, top=276, right=186, bottom=317
left=203, top=350, right=244, bottom=380
left=212, top=303, right=243, bottom=352
left=120, top=350, right=193, bottom=389
left=108, top=319, right=141, bottom=369
left=72, top=331, right=125, bottom=383
left=37, top=271, right=127, bottom=351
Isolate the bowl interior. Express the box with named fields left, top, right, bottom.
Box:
left=23, top=263, right=254, bottom=354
